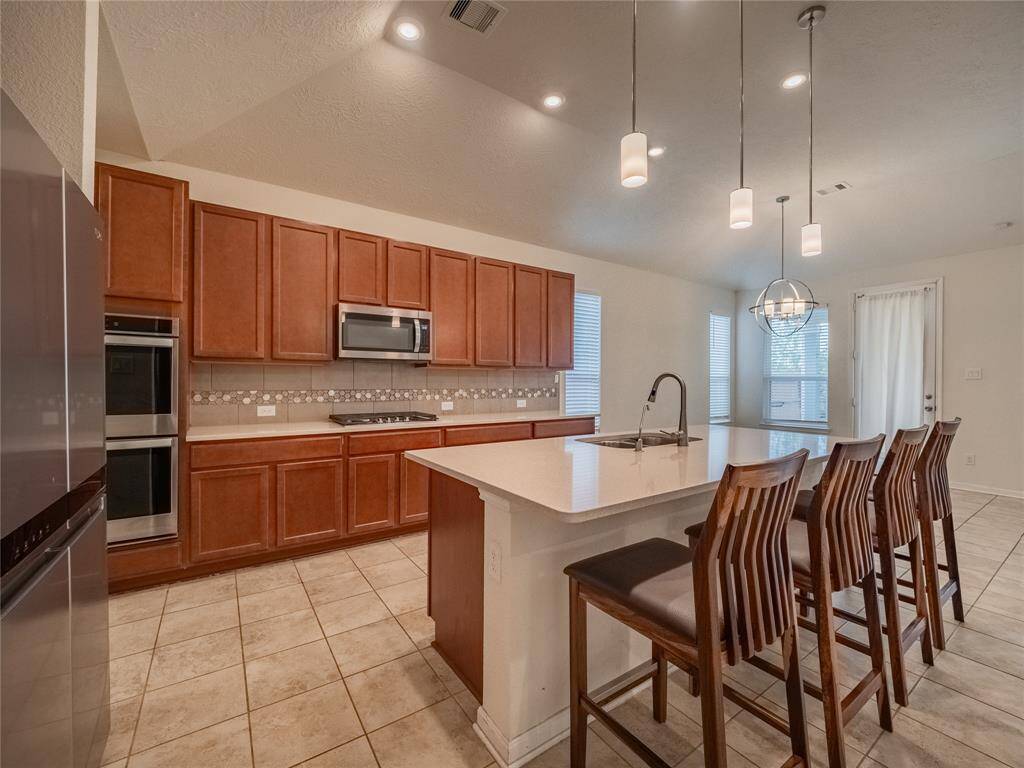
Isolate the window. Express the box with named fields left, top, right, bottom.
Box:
left=564, top=292, right=601, bottom=421
left=763, top=307, right=829, bottom=426
left=709, top=313, right=731, bottom=422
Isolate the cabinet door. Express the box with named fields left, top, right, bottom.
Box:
left=339, top=230, right=385, bottom=305
left=190, top=466, right=270, bottom=562
left=514, top=265, right=547, bottom=367
left=386, top=241, right=430, bottom=310
left=193, top=202, right=267, bottom=359
left=272, top=218, right=335, bottom=361
left=474, top=257, right=515, bottom=367
left=347, top=453, right=397, bottom=535
left=546, top=270, right=575, bottom=369
left=277, top=459, right=344, bottom=547
left=96, top=163, right=186, bottom=302
left=400, top=455, right=430, bottom=525
left=429, top=249, right=475, bottom=366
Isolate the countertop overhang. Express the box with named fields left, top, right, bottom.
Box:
left=406, top=424, right=842, bottom=522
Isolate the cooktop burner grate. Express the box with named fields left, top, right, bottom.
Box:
left=329, top=411, right=439, bottom=426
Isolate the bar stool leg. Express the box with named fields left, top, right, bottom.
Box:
left=919, top=518, right=946, bottom=650
left=942, top=516, right=966, bottom=622
left=812, top=585, right=846, bottom=768
left=909, top=538, right=935, bottom=667
left=652, top=643, right=667, bottom=723
left=696, top=636, right=728, bottom=767
left=860, top=571, right=893, bottom=731
left=877, top=541, right=911, bottom=706
left=782, top=625, right=810, bottom=765
left=568, top=578, right=588, bottom=768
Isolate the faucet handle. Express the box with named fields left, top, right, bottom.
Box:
left=659, top=429, right=678, bottom=438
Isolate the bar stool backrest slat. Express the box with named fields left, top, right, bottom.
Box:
left=915, top=418, right=961, bottom=522
left=873, top=426, right=929, bottom=549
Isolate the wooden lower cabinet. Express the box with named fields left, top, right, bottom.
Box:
left=347, top=453, right=398, bottom=534
left=190, top=465, right=271, bottom=562
left=400, top=455, right=430, bottom=525
left=276, top=458, right=345, bottom=547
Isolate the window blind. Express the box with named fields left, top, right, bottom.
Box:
left=709, top=313, right=731, bottom=422
left=564, top=292, right=601, bottom=419
left=763, top=307, right=829, bottom=425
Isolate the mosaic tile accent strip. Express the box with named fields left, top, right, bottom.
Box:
left=192, top=387, right=558, bottom=406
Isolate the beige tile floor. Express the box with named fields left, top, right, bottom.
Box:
left=102, top=490, right=1024, bottom=768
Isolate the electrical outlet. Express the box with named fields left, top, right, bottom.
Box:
left=441, top=401, right=454, bottom=412
left=516, top=399, right=527, bottom=409
left=965, top=368, right=983, bottom=380
left=257, top=405, right=276, bottom=417
left=486, top=540, right=501, bottom=582
left=965, top=454, right=976, bottom=466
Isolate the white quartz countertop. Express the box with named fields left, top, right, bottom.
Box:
left=406, top=424, right=843, bottom=522
left=185, top=410, right=597, bottom=443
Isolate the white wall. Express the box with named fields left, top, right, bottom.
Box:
left=1, top=0, right=100, bottom=198
left=96, top=150, right=735, bottom=435
left=735, top=244, right=1024, bottom=497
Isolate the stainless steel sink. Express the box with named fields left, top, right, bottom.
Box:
left=583, top=434, right=703, bottom=449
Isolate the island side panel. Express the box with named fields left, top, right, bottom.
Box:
left=428, top=469, right=485, bottom=702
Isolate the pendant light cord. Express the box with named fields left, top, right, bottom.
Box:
left=808, top=15, right=814, bottom=224
left=780, top=199, right=785, bottom=278
left=631, top=0, right=638, bottom=133
left=739, top=0, right=745, bottom=188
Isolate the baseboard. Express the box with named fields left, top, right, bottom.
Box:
left=950, top=482, right=1024, bottom=500
left=473, top=678, right=654, bottom=768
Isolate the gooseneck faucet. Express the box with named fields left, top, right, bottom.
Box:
left=648, top=373, right=689, bottom=447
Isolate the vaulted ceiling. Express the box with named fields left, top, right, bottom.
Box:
left=97, top=1, right=1024, bottom=288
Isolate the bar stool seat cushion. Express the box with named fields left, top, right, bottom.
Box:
left=564, top=538, right=722, bottom=641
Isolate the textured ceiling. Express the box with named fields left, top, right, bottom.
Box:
left=96, top=1, right=1024, bottom=288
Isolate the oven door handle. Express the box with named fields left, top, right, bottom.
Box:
left=106, top=437, right=175, bottom=451
left=105, top=334, right=176, bottom=348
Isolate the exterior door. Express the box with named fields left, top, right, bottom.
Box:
left=853, top=280, right=940, bottom=438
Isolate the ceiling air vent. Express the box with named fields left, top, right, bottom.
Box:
left=444, top=0, right=507, bottom=36
left=816, top=181, right=852, bottom=196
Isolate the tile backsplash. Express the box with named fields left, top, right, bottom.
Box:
left=189, top=360, right=560, bottom=427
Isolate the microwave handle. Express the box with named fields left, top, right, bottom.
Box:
left=413, top=318, right=422, bottom=353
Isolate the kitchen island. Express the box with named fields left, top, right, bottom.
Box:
left=406, top=424, right=840, bottom=768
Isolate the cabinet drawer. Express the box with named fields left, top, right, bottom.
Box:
left=532, top=418, right=596, bottom=439
left=348, top=429, right=442, bottom=456
left=191, top=436, right=344, bottom=469
left=444, top=422, right=533, bottom=446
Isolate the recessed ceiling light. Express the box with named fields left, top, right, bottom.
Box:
left=647, top=146, right=665, bottom=158
left=542, top=94, right=565, bottom=109
left=780, top=71, right=808, bottom=90
left=395, top=19, right=423, bottom=41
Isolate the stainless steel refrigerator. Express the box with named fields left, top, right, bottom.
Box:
left=1, top=91, right=110, bottom=768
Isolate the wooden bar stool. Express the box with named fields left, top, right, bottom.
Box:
left=831, top=426, right=934, bottom=706
left=687, top=436, right=892, bottom=768
left=564, top=450, right=812, bottom=768
left=893, top=418, right=964, bottom=649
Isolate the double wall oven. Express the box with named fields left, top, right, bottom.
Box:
left=104, top=315, right=179, bottom=543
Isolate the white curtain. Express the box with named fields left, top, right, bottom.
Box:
left=855, top=287, right=926, bottom=439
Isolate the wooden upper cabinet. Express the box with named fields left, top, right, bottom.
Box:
left=272, top=218, right=335, bottom=361
left=193, top=202, right=267, bottom=359
left=546, top=270, right=575, bottom=370
left=386, top=241, right=429, bottom=310
left=338, top=230, right=385, bottom=305
left=474, top=257, right=515, bottom=367
left=514, top=265, right=547, bottom=368
left=96, top=163, right=186, bottom=302
left=429, top=249, right=474, bottom=366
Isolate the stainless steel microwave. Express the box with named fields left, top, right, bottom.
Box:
left=337, top=303, right=432, bottom=361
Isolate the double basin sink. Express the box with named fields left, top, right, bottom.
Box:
left=581, top=434, right=703, bottom=449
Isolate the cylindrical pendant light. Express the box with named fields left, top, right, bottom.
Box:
left=799, top=6, right=826, bottom=257
left=621, top=0, right=647, bottom=188
left=729, top=0, right=752, bottom=229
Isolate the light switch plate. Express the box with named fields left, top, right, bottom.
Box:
left=257, top=405, right=276, bottom=417
left=516, top=399, right=527, bottom=409
left=441, top=401, right=454, bottom=412
left=965, top=368, right=983, bottom=380
left=965, top=454, right=976, bottom=466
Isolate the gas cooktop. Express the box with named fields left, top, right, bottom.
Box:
left=329, top=411, right=439, bottom=427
